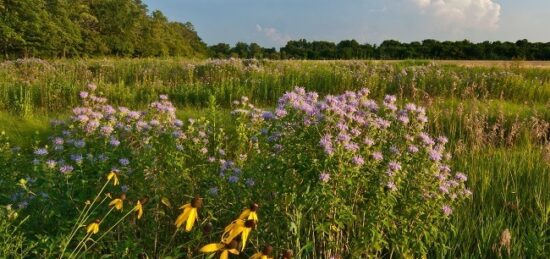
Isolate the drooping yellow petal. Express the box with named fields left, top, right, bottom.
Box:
left=86, top=222, right=99, bottom=234
left=134, top=200, right=143, bottom=219
left=240, top=227, right=251, bottom=251
left=227, top=249, right=240, bottom=255
left=185, top=208, right=197, bottom=232
left=107, top=171, right=119, bottom=186
left=220, top=250, right=229, bottom=259
left=175, top=207, right=191, bottom=228
left=222, top=225, right=245, bottom=244
left=238, top=209, right=251, bottom=220
left=179, top=203, right=191, bottom=209
left=109, top=198, right=123, bottom=211
left=250, top=211, right=258, bottom=222
left=199, top=243, right=224, bottom=253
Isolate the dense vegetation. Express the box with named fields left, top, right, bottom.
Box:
left=0, top=0, right=208, bottom=59
left=211, top=39, right=550, bottom=60
left=0, top=59, right=549, bottom=257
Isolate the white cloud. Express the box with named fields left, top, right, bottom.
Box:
left=256, top=24, right=291, bottom=45
left=411, top=0, right=501, bottom=31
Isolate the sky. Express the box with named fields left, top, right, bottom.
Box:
left=142, top=0, right=550, bottom=48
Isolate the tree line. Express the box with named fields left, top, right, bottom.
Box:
left=209, top=39, right=550, bottom=60
left=0, top=0, right=208, bottom=59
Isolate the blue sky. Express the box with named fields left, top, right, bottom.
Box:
left=143, top=0, right=550, bottom=47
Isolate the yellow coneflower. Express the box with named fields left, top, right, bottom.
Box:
left=86, top=220, right=100, bottom=234
left=238, top=203, right=259, bottom=223
left=221, top=219, right=256, bottom=251
left=107, top=171, right=119, bottom=186
left=175, top=196, right=202, bottom=232
left=250, top=245, right=273, bottom=259
left=199, top=240, right=240, bottom=259
left=134, top=200, right=143, bottom=219
left=108, top=194, right=126, bottom=211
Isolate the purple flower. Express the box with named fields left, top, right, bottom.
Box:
left=100, top=126, right=114, bottom=136
left=53, top=137, right=64, bottom=145
left=407, top=146, right=419, bottom=155
left=455, top=172, right=468, bottom=182
left=352, top=156, right=365, bottom=166
left=386, top=181, right=397, bottom=191
left=80, top=91, right=89, bottom=99
left=388, top=161, right=401, bottom=172
left=119, top=158, right=130, bottom=166
left=87, top=83, right=97, bottom=91
left=34, top=148, right=48, bottom=156
left=319, top=134, right=334, bottom=155
left=372, top=152, right=383, bottom=161
left=228, top=175, right=239, bottom=183
left=109, top=138, right=121, bottom=147
left=319, top=172, right=331, bottom=183
left=159, top=94, right=168, bottom=100
left=442, top=205, right=452, bottom=216
left=71, top=154, right=83, bottom=164
left=429, top=149, right=442, bottom=161
left=74, top=140, right=85, bottom=148
left=60, top=165, right=74, bottom=174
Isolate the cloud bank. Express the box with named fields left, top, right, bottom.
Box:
left=256, top=24, right=292, bottom=45
left=411, top=0, right=501, bottom=31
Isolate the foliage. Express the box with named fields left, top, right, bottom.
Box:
left=0, top=0, right=207, bottom=59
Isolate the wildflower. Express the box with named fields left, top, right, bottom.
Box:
left=442, top=205, right=452, bottom=216
left=319, top=172, right=331, bottom=183
left=107, top=171, right=119, bottom=186
left=372, top=152, right=383, bottom=161
left=199, top=240, right=240, bottom=259
left=175, top=197, right=202, bottom=232
left=251, top=245, right=274, bottom=259
left=34, top=148, right=48, bottom=156
left=455, top=172, right=468, bottom=182
left=86, top=220, right=100, bottom=235
left=60, top=165, right=74, bottom=174
left=119, top=158, right=130, bottom=166
left=109, top=194, right=125, bottom=211
left=352, top=156, right=365, bottom=166
left=80, top=91, right=89, bottom=99
left=134, top=200, right=143, bottom=219
left=239, top=203, right=259, bottom=223
left=221, top=219, right=256, bottom=251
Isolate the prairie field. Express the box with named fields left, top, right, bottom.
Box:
left=0, top=58, right=549, bottom=258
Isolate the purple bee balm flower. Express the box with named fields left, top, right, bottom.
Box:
left=442, top=205, right=452, bottom=216
left=388, top=161, right=401, bottom=172
left=363, top=137, right=375, bottom=147
left=53, top=137, right=64, bottom=145
left=71, top=154, right=83, bottom=164
left=79, top=91, right=89, bottom=99
left=372, top=152, right=383, bottom=161
left=109, top=138, right=120, bottom=147
left=60, top=165, right=74, bottom=174
left=159, top=94, right=168, bottom=100
left=455, top=172, right=468, bottom=182
left=439, top=184, right=449, bottom=194
left=262, top=111, right=275, bottom=120
left=119, top=158, right=130, bottom=166
left=429, top=149, right=442, bottom=162
left=319, top=172, right=331, bottom=183
left=149, top=120, right=160, bottom=127
left=87, top=83, right=97, bottom=91
left=352, top=156, right=365, bottom=166
left=100, top=126, right=114, bottom=136
left=34, top=148, right=48, bottom=156
left=386, top=181, right=397, bottom=191
left=228, top=175, right=239, bottom=183
left=74, top=140, right=85, bottom=148
left=437, top=136, right=449, bottom=145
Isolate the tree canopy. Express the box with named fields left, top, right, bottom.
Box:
left=0, top=0, right=208, bottom=59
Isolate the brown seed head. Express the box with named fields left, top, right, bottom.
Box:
left=191, top=196, right=203, bottom=208
left=120, top=193, right=127, bottom=200
left=262, top=245, right=273, bottom=255
left=282, top=249, right=293, bottom=259
left=244, top=219, right=256, bottom=228
left=249, top=203, right=259, bottom=211
left=202, top=222, right=213, bottom=234
left=226, top=240, right=239, bottom=249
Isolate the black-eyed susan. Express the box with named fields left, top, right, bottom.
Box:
left=107, top=171, right=119, bottom=186
left=108, top=194, right=125, bottom=211
left=86, top=220, right=100, bottom=234
left=175, top=196, right=202, bottom=232
left=250, top=245, right=273, bottom=259
left=221, top=219, right=256, bottom=251
left=199, top=240, right=240, bottom=259
left=134, top=200, right=143, bottom=219
left=238, top=203, right=259, bottom=223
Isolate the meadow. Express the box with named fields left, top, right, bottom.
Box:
left=0, top=58, right=549, bottom=258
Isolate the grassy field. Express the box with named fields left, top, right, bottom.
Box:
left=0, top=58, right=548, bottom=258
